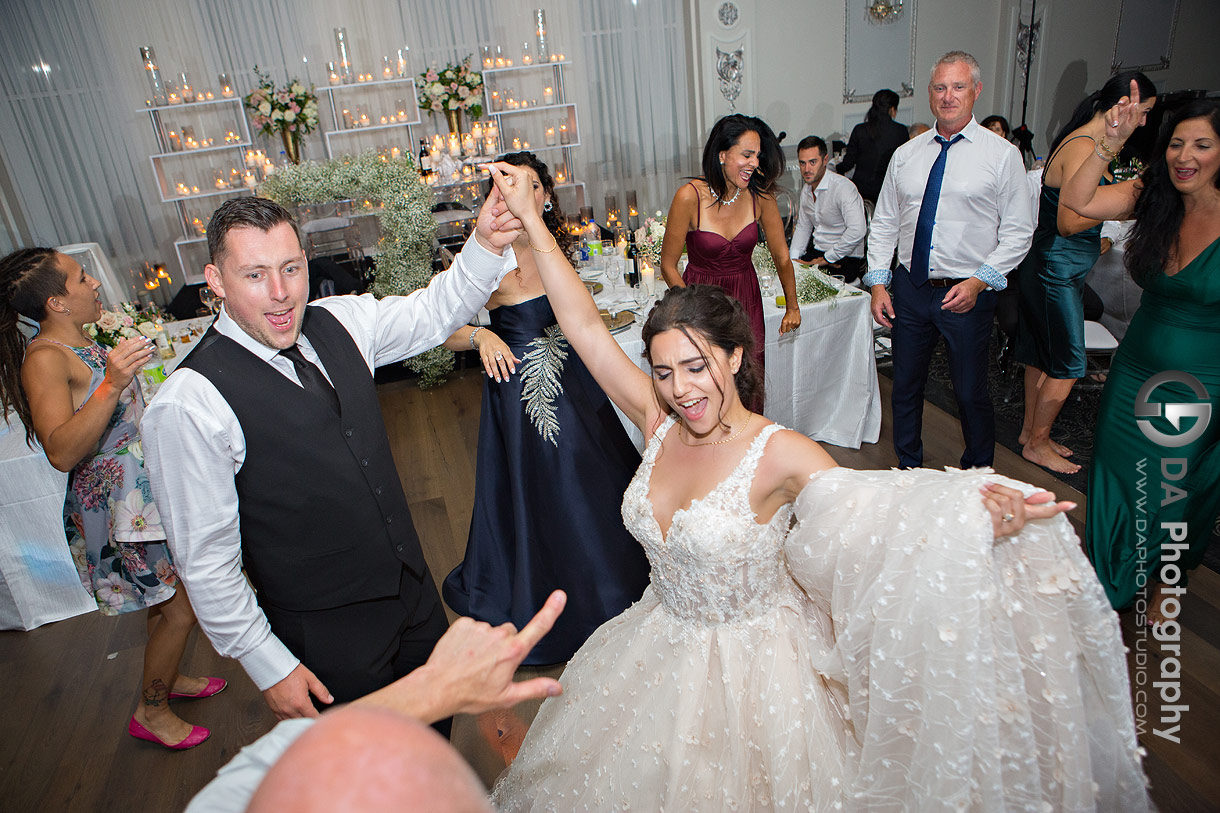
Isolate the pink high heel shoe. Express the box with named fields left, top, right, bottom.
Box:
left=128, top=716, right=211, bottom=750
left=169, top=676, right=228, bottom=700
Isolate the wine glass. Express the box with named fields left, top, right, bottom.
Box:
left=759, top=273, right=775, bottom=298
left=199, top=286, right=219, bottom=315
left=604, top=257, right=623, bottom=295
left=632, top=282, right=650, bottom=318
left=829, top=274, right=846, bottom=311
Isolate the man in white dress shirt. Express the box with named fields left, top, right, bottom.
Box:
left=865, top=51, right=1034, bottom=469
left=143, top=196, right=518, bottom=725
left=788, top=135, right=868, bottom=283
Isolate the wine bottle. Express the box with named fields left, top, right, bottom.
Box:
left=418, top=139, right=432, bottom=178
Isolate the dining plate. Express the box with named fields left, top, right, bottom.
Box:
left=584, top=281, right=604, bottom=295
left=600, top=310, right=634, bottom=333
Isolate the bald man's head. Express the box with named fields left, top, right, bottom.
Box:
left=248, top=707, right=491, bottom=813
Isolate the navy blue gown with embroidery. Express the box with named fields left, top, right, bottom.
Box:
left=442, top=295, right=649, bottom=664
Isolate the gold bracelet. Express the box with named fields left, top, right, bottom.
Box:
left=1095, top=136, right=1119, bottom=161
left=527, top=233, right=559, bottom=254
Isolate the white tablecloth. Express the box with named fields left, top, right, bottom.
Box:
left=0, top=416, right=96, bottom=630
left=595, top=283, right=881, bottom=451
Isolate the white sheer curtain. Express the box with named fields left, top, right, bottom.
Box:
left=0, top=0, right=691, bottom=274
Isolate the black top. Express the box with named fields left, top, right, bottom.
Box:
left=836, top=118, right=909, bottom=203
left=180, top=306, right=426, bottom=612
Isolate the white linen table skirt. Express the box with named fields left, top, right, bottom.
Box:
left=0, top=416, right=95, bottom=630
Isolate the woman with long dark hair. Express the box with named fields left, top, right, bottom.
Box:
left=836, top=88, right=908, bottom=203
left=1062, top=94, right=1220, bottom=626
left=659, top=114, right=799, bottom=410
left=0, top=248, right=221, bottom=749
left=1014, top=71, right=1157, bottom=474
left=439, top=152, right=648, bottom=664
left=482, top=159, right=1146, bottom=810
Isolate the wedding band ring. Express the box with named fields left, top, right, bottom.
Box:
left=494, top=352, right=504, bottom=359
left=1002, top=512, right=1015, bottom=523
left=1111, top=121, right=1118, bottom=127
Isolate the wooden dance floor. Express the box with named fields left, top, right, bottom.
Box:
left=1, top=371, right=1216, bottom=811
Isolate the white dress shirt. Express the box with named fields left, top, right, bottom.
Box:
left=863, top=117, right=1034, bottom=290
left=788, top=171, right=868, bottom=263
left=186, top=719, right=314, bottom=812
left=142, top=233, right=514, bottom=691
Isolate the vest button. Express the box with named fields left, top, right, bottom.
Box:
left=396, top=544, right=403, bottom=552
left=385, top=516, right=393, bottom=524
left=345, top=428, right=353, bottom=437
left=374, top=486, right=382, bottom=495
left=361, top=458, right=369, bottom=466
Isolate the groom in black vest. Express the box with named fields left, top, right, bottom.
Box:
left=144, top=196, right=519, bottom=722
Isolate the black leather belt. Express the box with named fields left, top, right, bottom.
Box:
left=926, top=277, right=961, bottom=288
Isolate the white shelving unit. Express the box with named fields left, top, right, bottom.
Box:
left=141, top=96, right=254, bottom=285
left=319, top=77, right=421, bottom=159
left=482, top=61, right=585, bottom=210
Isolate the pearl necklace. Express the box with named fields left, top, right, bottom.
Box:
left=679, top=411, right=753, bottom=446
left=712, top=184, right=743, bottom=207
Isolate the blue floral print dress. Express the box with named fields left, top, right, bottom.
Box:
left=37, top=339, right=178, bottom=615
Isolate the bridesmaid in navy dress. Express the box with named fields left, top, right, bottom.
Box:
left=441, top=152, right=648, bottom=664
left=659, top=114, right=802, bottom=410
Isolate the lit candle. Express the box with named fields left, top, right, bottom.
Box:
left=641, top=261, right=655, bottom=291
left=522, top=140, right=530, bottom=149
left=559, top=123, right=570, bottom=144
left=448, top=133, right=461, bottom=156
left=550, top=54, right=558, bottom=63
left=555, top=169, right=566, bottom=184
left=543, top=86, right=554, bottom=105
left=167, top=130, right=181, bottom=152
left=545, top=126, right=556, bottom=146
left=382, top=56, right=394, bottom=80
left=391, top=145, right=401, bottom=159
left=484, top=136, right=496, bottom=154
left=204, top=90, right=215, bottom=101
left=432, top=134, right=444, bottom=152
left=512, top=136, right=522, bottom=150
left=490, top=90, right=502, bottom=112
left=243, top=170, right=258, bottom=188
left=179, top=72, right=194, bottom=103
left=486, top=122, right=498, bottom=140
left=471, top=121, right=483, bottom=141
left=380, top=115, right=388, bottom=125
left=462, top=132, right=474, bottom=153
left=342, top=108, right=354, bottom=129
left=328, top=62, right=340, bottom=85
left=263, top=161, right=275, bottom=176
left=482, top=46, right=493, bottom=70
left=462, top=164, right=473, bottom=177
left=190, top=185, right=200, bottom=194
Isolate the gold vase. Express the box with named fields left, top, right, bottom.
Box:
left=280, top=129, right=302, bottom=164
left=444, top=108, right=462, bottom=136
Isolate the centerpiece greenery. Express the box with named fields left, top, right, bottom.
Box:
left=260, top=151, right=454, bottom=386
left=417, top=58, right=484, bottom=133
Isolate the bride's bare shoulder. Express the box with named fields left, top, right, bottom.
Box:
left=756, top=425, right=838, bottom=495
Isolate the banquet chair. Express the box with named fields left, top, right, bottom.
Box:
left=1077, top=320, right=1119, bottom=391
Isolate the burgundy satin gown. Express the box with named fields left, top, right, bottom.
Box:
left=681, top=184, right=765, bottom=410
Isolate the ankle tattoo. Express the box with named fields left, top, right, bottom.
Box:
left=143, top=679, right=169, bottom=707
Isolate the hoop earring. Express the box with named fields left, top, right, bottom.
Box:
left=543, top=200, right=553, bottom=212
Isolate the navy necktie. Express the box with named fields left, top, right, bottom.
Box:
left=279, top=344, right=341, bottom=414
left=910, top=134, right=963, bottom=286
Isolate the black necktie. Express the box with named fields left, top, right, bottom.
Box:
left=279, top=344, right=341, bottom=414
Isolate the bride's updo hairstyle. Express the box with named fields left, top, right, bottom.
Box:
left=641, top=284, right=762, bottom=424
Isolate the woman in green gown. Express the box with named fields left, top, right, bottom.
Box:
left=1015, top=72, right=1156, bottom=475
left=1062, top=94, right=1220, bottom=624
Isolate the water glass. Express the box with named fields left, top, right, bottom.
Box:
left=759, top=274, right=775, bottom=298
left=199, top=286, right=219, bottom=315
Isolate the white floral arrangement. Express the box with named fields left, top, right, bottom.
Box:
left=751, top=245, right=858, bottom=304
left=244, top=68, right=320, bottom=138
left=85, top=303, right=161, bottom=348
left=633, top=213, right=666, bottom=265
left=417, top=59, right=484, bottom=118
left=259, top=151, right=451, bottom=386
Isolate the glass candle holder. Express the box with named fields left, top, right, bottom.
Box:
left=327, top=62, right=340, bottom=85
left=219, top=72, right=234, bottom=97
left=334, top=27, right=354, bottom=84
left=521, top=41, right=533, bottom=65
left=397, top=46, right=410, bottom=77
left=179, top=72, right=195, bottom=103
left=140, top=46, right=167, bottom=106
left=534, top=9, right=550, bottom=62
left=382, top=56, right=394, bottom=80
left=482, top=46, right=493, bottom=70
left=164, top=77, right=181, bottom=105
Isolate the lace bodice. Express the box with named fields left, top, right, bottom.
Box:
left=621, top=416, right=795, bottom=626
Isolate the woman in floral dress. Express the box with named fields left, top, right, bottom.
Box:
left=0, top=248, right=221, bottom=750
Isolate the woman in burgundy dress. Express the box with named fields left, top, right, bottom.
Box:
left=659, top=114, right=800, bottom=410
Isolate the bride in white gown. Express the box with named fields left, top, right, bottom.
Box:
left=482, top=162, right=1149, bottom=811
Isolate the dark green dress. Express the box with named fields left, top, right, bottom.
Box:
left=1015, top=136, right=1110, bottom=379
left=1086, top=235, right=1220, bottom=609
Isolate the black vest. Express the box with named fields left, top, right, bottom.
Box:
left=180, top=306, right=425, bottom=612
